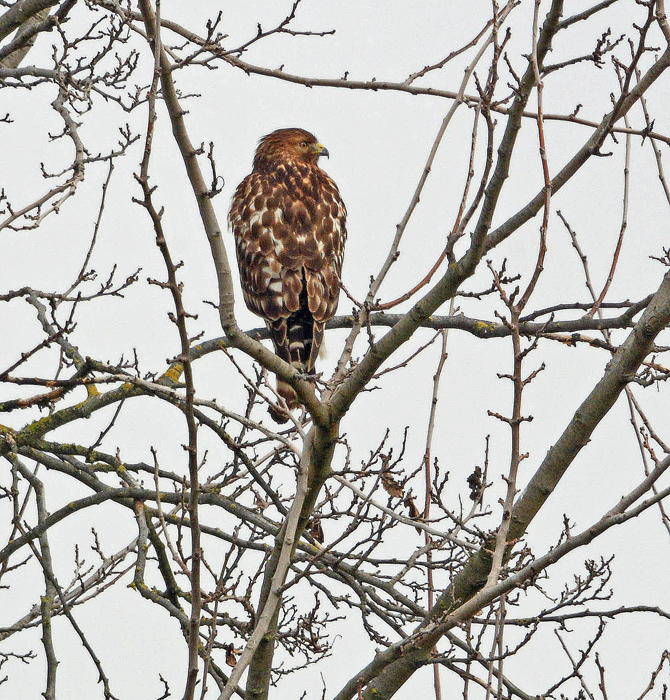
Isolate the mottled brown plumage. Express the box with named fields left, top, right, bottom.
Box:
left=229, top=128, right=347, bottom=419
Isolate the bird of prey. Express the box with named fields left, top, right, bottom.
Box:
left=229, top=128, right=346, bottom=420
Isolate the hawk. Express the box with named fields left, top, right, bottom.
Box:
left=229, top=128, right=347, bottom=420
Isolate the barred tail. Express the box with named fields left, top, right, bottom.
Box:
left=267, top=308, right=324, bottom=416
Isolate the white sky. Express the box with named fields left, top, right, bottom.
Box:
left=2, top=1, right=670, bottom=698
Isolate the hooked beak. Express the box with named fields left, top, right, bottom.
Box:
left=312, top=142, right=329, bottom=158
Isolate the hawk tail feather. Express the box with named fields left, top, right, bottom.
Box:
left=266, top=311, right=324, bottom=417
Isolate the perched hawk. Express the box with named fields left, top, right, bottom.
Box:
left=229, top=128, right=347, bottom=420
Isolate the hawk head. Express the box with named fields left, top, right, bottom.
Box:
left=253, top=128, right=329, bottom=171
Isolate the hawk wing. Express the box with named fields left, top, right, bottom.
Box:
left=230, top=163, right=346, bottom=373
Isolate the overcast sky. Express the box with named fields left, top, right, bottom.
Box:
left=2, top=1, right=670, bottom=698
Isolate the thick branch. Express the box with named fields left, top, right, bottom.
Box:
left=0, top=0, right=59, bottom=42
left=339, top=266, right=670, bottom=700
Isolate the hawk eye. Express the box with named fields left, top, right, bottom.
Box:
left=300, top=141, right=307, bottom=147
